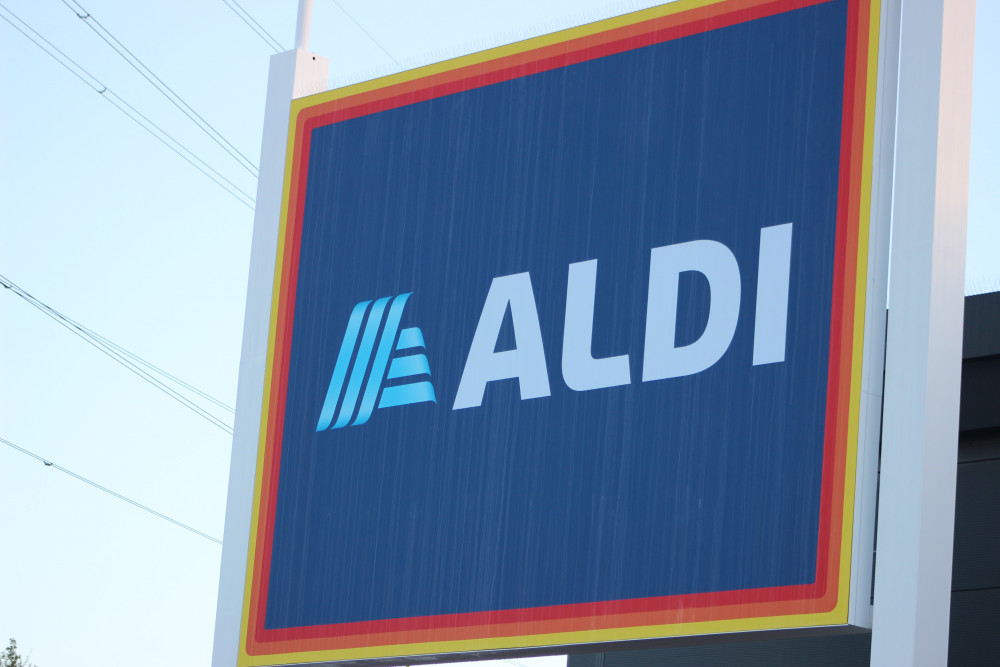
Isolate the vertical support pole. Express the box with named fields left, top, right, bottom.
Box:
left=211, top=45, right=328, bottom=667
left=870, top=1, right=975, bottom=665
left=296, top=0, right=314, bottom=51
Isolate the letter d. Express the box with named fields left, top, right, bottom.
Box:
left=642, top=240, right=741, bottom=381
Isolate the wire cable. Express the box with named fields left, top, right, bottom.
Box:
left=0, top=274, right=235, bottom=414
left=60, top=0, right=260, bottom=178
left=0, top=274, right=235, bottom=432
left=1, top=3, right=101, bottom=86
left=102, top=88, right=256, bottom=209
left=328, top=0, right=402, bottom=68
left=221, top=0, right=285, bottom=53
left=0, top=5, right=254, bottom=209
left=1, top=274, right=235, bottom=435
left=1, top=437, right=223, bottom=545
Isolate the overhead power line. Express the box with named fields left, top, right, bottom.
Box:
left=0, top=274, right=235, bottom=415
left=60, top=0, right=260, bottom=178
left=0, top=274, right=235, bottom=435
left=0, top=5, right=254, bottom=209
left=329, top=0, right=402, bottom=68
left=221, top=0, right=285, bottom=53
left=1, top=436, right=223, bottom=546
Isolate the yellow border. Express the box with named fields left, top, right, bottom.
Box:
left=836, top=0, right=883, bottom=629
left=240, top=613, right=850, bottom=667
left=238, top=0, right=884, bottom=663
left=290, top=0, right=725, bottom=113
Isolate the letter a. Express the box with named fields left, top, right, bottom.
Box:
left=453, top=272, right=551, bottom=410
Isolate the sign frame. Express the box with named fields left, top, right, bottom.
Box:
left=215, top=0, right=896, bottom=664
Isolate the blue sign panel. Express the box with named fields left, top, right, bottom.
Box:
left=239, top=0, right=883, bottom=663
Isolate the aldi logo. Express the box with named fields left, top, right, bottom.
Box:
left=315, top=293, right=434, bottom=430
left=319, top=223, right=794, bottom=428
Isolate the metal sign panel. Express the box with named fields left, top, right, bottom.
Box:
left=236, top=0, right=887, bottom=663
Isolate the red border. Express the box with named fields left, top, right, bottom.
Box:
left=246, top=0, right=871, bottom=655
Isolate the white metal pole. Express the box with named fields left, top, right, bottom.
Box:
left=870, top=1, right=975, bottom=665
left=295, top=0, right=314, bottom=51
left=211, top=38, right=328, bottom=667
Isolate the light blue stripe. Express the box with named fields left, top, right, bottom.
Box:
left=386, top=353, right=430, bottom=380
left=315, top=300, right=370, bottom=431
left=378, top=381, right=436, bottom=409
left=333, top=296, right=391, bottom=429
left=353, top=293, right=411, bottom=426
left=395, top=327, right=425, bottom=350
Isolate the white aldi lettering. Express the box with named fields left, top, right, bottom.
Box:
left=454, top=222, right=794, bottom=409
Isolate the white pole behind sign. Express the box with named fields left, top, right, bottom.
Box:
left=211, top=33, right=329, bottom=667
left=871, top=1, right=975, bottom=665
left=296, top=0, right=314, bottom=51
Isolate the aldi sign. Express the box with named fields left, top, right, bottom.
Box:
left=235, top=0, right=887, bottom=663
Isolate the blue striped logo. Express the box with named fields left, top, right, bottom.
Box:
left=316, top=293, right=436, bottom=430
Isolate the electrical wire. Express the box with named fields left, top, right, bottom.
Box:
left=0, top=274, right=235, bottom=433
left=0, top=5, right=255, bottom=209
left=60, top=0, right=260, bottom=178
left=1, top=274, right=235, bottom=435
left=328, top=0, right=402, bottom=68
left=0, top=273, right=235, bottom=415
left=103, top=88, right=256, bottom=209
left=221, top=0, right=285, bottom=53
left=1, top=436, right=223, bottom=546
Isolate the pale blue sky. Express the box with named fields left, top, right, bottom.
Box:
left=0, top=1, right=995, bottom=666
